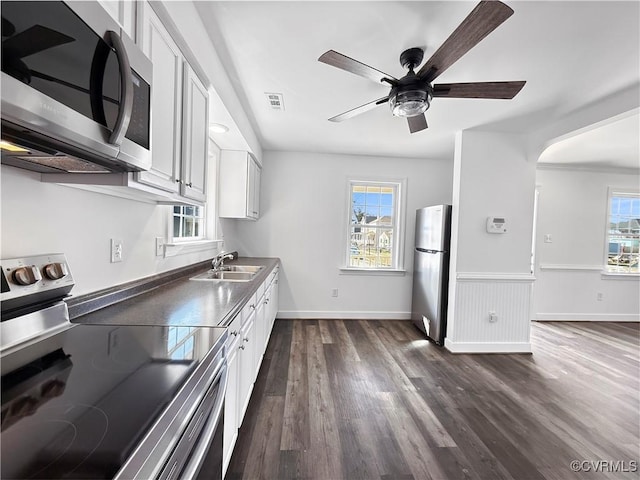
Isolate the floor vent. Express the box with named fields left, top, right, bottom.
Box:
left=265, top=92, right=285, bottom=111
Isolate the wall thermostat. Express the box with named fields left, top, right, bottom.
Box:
left=487, top=216, right=507, bottom=234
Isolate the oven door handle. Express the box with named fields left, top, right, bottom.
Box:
left=179, top=360, right=228, bottom=480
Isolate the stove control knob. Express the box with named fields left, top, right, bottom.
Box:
left=43, top=262, right=68, bottom=280
left=12, top=266, right=42, bottom=286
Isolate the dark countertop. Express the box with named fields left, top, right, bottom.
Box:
left=69, top=257, right=280, bottom=328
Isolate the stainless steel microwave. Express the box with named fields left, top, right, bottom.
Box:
left=1, top=1, right=152, bottom=173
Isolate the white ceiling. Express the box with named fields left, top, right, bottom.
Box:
left=539, top=112, right=640, bottom=170
left=196, top=1, right=640, bottom=166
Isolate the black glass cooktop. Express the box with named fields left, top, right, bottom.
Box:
left=1, top=323, right=225, bottom=479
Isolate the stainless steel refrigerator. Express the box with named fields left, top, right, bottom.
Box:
left=411, top=205, right=452, bottom=345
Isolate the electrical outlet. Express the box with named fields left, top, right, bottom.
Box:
left=155, top=237, right=164, bottom=257
left=110, top=238, right=123, bottom=263
left=544, top=234, right=553, bottom=243
left=489, top=311, right=498, bottom=323
left=331, top=288, right=339, bottom=297
left=597, top=292, right=604, bottom=301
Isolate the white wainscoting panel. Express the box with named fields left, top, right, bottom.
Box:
left=534, top=264, right=640, bottom=321
left=447, top=273, right=534, bottom=353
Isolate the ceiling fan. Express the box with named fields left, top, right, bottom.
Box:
left=318, top=0, right=526, bottom=134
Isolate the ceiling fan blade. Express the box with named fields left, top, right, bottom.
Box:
left=407, top=114, right=428, bottom=133
left=433, top=81, right=525, bottom=99
left=319, top=50, right=397, bottom=84
left=2, top=25, right=74, bottom=60
left=417, top=1, right=514, bottom=82
left=328, top=96, right=389, bottom=122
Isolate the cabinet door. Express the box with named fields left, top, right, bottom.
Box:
left=238, top=308, right=256, bottom=421
left=255, top=295, right=266, bottom=373
left=219, top=151, right=261, bottom=220
left=270, top=274, right=279, bottom=331
left=266, top=276, right=278, bottom=335
left=98, top=0, right=136, bottom=39
left=136, top=3, right=182, bottom=193
left=248, top=158, right=261, bottom=219
left=181, top=64, right=209, bottom=203
left=223, top=338, right=239, bottom=476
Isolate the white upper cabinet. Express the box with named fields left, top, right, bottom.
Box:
left=136, top=2, right=182, bottom=194
left=181, top=64, right=209, bottom=203
left=135, top=2, right=209, bottom=204
left=219, top=150, right=262, bottom=220
left=97, top=0, right=136, bottom=39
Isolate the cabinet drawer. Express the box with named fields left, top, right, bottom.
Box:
left=241, top=292, right=258, bottom=324
left=226, top=313, right=242, bottom=348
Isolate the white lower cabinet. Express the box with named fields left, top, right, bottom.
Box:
left=238, top=302, right=256, bottom=421
left=222, top=267, right=280, bottom=477
left=222, top=312, right=242, bottom=473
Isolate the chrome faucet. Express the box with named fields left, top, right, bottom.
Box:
left=212, top=252, right=235, bottom=271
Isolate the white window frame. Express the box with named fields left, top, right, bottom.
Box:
left=604, top=187, right=640, bottom=276
left=341, top=177, right=407, bottom=274
left=163, top=137, right=223, bottom=257
left=171, top=204, right=206, bottom=242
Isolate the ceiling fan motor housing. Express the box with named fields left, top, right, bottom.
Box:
left=389, top=73, right=433, bottom=117
left=399, top=47, right=425, bottom=70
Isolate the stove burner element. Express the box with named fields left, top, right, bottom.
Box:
left=1, top=403, right=110, bottom=479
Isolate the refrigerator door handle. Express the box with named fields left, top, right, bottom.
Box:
left=416, top=248, right=439, bottom=254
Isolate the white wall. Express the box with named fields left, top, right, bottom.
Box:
left=533, top=166, right=640, bottom=320
left=446, top=131, right=537, bottom=353
left=221, top=150, right=453, bottom=318
left=1, top=166, right=219, bottom=296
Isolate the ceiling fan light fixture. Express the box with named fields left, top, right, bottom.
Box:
left=390, top=89, right=432, bottom=117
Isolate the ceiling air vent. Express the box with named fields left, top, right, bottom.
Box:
left=265, top=92, right=285, bottom=111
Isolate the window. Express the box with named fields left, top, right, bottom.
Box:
left=172, top=205, right=205, bottom=241
left=606, top=191, right=639, bottom=274
left=345, top=179, right=405, bottom=270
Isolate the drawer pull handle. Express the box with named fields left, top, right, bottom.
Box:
left=231, top=330, right=239, bottom=336
left=243, top=337, right=249, bottom=342
left=239, top=345, right=245, bottom=350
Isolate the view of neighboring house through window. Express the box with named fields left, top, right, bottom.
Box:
left=606, top=191, right=639, bottom=273
left=173, top=205, right=205, bottom=241
left=347, top=180, right=403, bottom=269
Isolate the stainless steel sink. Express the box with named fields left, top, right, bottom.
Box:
left=219, top=265, right=263, bottom=273
left=189, top=266, right=263, bottom=282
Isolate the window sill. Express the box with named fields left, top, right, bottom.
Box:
left=339, top=267, right=406, bottom=276
left=601, top=271, right=640, bottom=280
left=164, top=239, right=223, bottom=258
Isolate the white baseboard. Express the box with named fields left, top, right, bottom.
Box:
left=277, top=311, right=411, bottom=320
left=534, top=313, right=640, bottom=322
left=444, top=338, right=532, bottom=354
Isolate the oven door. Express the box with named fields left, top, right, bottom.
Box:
left=159, top=362, right=228, bottom=480
left=0, top=1, right=151, bottom=172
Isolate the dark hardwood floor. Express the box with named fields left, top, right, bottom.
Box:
left=226, top=320, right=640, bottom=480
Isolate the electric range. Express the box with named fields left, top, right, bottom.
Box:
left=1, top=254, right=227, bottom=479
